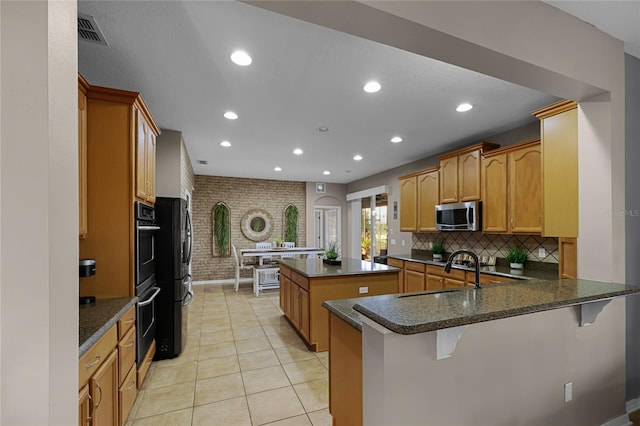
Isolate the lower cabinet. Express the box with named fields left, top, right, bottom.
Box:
left=90, top=349, right=119, bottom=426
left=404, top=261, right=426, bottom=292
left=78, top=384, right=90, bottom=426
left=386, top=257, right=405, bottom=293
left=79, top=305, right=137, bottom=426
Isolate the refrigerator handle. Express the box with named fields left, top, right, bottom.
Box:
left=185, top=210, right=193, bottom=265
left=182, top=274, right=193, bottom=306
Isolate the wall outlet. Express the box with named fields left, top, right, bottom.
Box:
left=359, top=287, right=368, bottom=294
left=564, top=382, right=573, bottom=402
left=538, top=247, right=546, bottom=258
left=390, top=239, right=396, bottom=245
left=402, top=240, right=406, bottom=247
left=428, top=242, right=433, bottom=249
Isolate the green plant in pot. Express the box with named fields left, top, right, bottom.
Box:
left=324, top=241, right=340, bottom=263
left=273, top=237, right=284, bottom=247
left=431, top=239, right=445, bottom=260
left=506, top=244, right=528, bottom=269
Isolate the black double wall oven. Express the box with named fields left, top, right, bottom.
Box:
left=135, top=202, right=161, bottom=368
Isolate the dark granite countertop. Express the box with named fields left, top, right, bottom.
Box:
left=79, top=297, right=137, bottom=357
left=349, top=279, right=640, bottom=335
left=388, top=253, right=559, bottom=281
left=278, top=257, right=399, bottom=278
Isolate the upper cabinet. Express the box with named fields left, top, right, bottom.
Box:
left=482, top=139, right=541, bottom=234
left=135, top=109, right=157, bottom=204
left=417, top=168, right=439, bottom=232
left=532, top=100, right=578, bottom=238
left=439, top=143, right=499, bottom=204
left=80, top=80, right=159, bottom=298
left=399, top=167, right=439, bottom=232
left=78, top=74, right=89, bottom=239
left=399, top=175, right=417, bottom=231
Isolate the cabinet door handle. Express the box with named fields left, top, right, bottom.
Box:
left=85, top=355, right=100, bottom=369
left=87, top=392, right=93, bottom=424
left=94, top=382, right=103, bottom=410
left=124, top=317, right=135, bottom=324
left=126, top=379, right=136, bottom=391
left=124, top=340, right=135, bottom=348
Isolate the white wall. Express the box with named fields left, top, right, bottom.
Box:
left=362, top=298, right=626, bottom=425
left=305, top=182, right=348, bottom=252
left=0, top=1, right=78, bottom=424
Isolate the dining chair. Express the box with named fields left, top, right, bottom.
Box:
left=256, top=241, right=276, bottom=264
left=232, top=244, right=253, bottom=292
left=280, top=241, right=296, bottom=258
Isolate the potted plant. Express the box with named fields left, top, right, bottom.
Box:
left=431, top=239, right=444, bottom=260
left=273, top=237, right=284, bottom=247
left=506, top=243, right=528, bottom=269
left=324, top=241, right=340, bottom=265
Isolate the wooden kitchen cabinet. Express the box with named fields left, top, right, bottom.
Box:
left=90, top=349, right=118, bottom=426
left=482, top=139, right=541, bottom=234
left=532, top=100, right=578, bottom=238
left=79, top=80, right=160, bottom=299
left=78, top=75, right=89, bottom=239
left=386, top=257, right=405, bottom=293
left=426, top=273, right=443, bottom=291
left=469, top=273, right=516, bottom=286
left=404, top=261, right=426, bottom=292
left=78, top=384, right=90, bottom=426
left=399, top=175, right=417, bottom=231
left=135, top=109, right=157, bottom=204
left=439, top=142, right=499, bottom=204
left=417, top=167, right=440, bottom=232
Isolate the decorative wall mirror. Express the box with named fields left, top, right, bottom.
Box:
left=241, top=208, right=274, bottom=242
left=212, top=202, right=231, bottom=257
left=284, top=204, right=298, bottom=245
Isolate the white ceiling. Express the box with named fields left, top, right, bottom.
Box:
left=77, top=1, right=634, bottom=184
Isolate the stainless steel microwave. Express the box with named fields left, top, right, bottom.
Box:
left=435, top=201, right=481, bottom=231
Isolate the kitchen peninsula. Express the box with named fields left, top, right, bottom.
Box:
left=324, top=280, right=640, bottom=426
left=278, top=257, right=399, bottom=351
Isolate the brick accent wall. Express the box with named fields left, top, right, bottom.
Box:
left=192, top=175, right=306, bottom=281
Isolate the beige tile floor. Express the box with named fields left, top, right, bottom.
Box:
left=126, top=284, right=331, bottom=426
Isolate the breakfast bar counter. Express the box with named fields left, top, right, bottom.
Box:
left=323, top=279, right=640, bottom=426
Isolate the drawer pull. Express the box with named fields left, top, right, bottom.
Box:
left=124, top=340, right=135, bottom=348
left=85, top=356, right=101, bottom=369
left=124, top=318, right=135, bottom=324
left=126, top=380, right=136, bottom=391
left=489, top=280, right=501, bottom=284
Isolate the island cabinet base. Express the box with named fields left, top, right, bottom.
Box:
left=328, top=312, right=362, bottom=426
left=279, top=264, right=398, bottom=352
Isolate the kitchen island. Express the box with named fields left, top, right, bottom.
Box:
left=278, top=257, right=399, bottom=352
left=323, top=279, right=640, bottom=426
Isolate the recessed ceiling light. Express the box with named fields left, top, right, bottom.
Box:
left=323, top=170, right=331, bottom=175
left=318, top=127, right=329, bottom=132
left=274, top=166, right=282, bottom=172
left=363, top=81, right=381, bottom=93
left=220, top=141, right=231, bottom=147
left=224, top=111, right=238, bottom=120
left=293, top=148, right=303, bottom=155
left=353, top=154, right=363, bottom=161
left=390, top=136, right=403, bottom=143
left=456, top=103, right=473, bottom=112
left=230, top=50, right=252, bottom=66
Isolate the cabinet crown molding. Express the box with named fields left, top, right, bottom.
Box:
left=482, top=138, right=541, bottom=157
left=399, top=166, right=439, bottom=180
left=438, top=142, right=500, bottom=160
left=86, top=85, right=160, bottom=135
left=531, top=99, right=577, bottom=119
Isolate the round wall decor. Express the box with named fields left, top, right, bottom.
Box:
left=241, top=208, right=274, bottom=241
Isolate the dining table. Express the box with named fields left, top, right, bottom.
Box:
left=240, top=246, right=325, bottom=265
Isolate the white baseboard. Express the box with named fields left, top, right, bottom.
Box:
left=627, top=397, right=640, bottom=414
left=193, top=278, right=252, bottom=286
left=601, top=413, right=632, bottom=426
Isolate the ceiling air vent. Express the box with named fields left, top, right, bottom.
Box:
left=78, top=14, right=108, bottom=46
left=197, top=160, right=209, bottom=165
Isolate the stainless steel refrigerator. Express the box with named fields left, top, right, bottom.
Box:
left=154, top=197, right=193, bottom=359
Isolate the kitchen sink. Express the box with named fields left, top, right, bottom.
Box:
left=397, top=288, right=463, bottom=298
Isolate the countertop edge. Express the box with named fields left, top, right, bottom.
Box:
left=79, top=297, right=137, bottom=357
left=353, top=287, right=639, bottom=335
left=322, top=300, right=363, bottom=331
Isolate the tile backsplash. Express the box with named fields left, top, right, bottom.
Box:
left=413, top=232, right=559, bottom=263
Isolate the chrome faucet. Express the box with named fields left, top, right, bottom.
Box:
left=444, top=249, right=481, bottom=289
